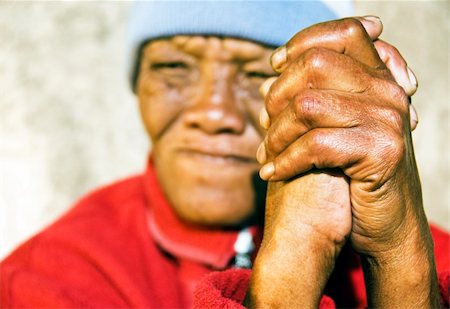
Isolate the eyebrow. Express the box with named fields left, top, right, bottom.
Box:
left=142, top=37, right=274, bottom=67
left=172, top=36, right=272, bottom=61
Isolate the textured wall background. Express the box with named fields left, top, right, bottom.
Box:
left=1, top=1, right=448, bottom=259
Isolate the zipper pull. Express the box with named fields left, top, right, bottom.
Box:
left=233, top=228, right=255, bottom=269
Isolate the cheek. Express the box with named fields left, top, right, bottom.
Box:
left=138, top=79, right=187, bottom=141
left=236, top=83, right=266, bottom=137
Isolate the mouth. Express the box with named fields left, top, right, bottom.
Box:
left=177, top=148, right=258, bottom=165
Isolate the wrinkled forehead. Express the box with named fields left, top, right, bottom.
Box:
left=142, top=36, right=273, bottom=62
left=127, top=1, right=353, bottom=91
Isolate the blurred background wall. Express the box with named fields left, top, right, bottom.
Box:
left=0, top=1, right=448, bottom=259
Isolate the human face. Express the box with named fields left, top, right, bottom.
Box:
left=136, top=36, right=275, bottom=227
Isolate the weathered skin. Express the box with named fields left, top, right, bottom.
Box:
left=136, top=16, right=438, bottom=309
left=249, top=17, right=438, bottom=308
left=136, top=36, right=273, bottom=226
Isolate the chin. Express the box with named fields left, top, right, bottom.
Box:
left=154, top=150, right=264, bottom=228
left=169, top=186, right=257, bottom=228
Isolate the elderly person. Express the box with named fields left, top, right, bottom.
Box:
left=1, top=1, right=449, bottom=308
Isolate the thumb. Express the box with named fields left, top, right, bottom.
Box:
left=355, top=15, right=383, bottom=40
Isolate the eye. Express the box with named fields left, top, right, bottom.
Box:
left=150, top=61, right=188, bottom=70
left=245, top=71, right=273, bottom=79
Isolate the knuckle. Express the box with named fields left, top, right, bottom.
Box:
left=387, top=81, right=410, bottom=114
left=365, top=133, right=406, bottom=185
left=342, top=18, right=367, bottom=39
left=298, top=48, right=329, bottom=88
left=367, top=130, right=404, bottom=165
left=302, top=47, right=328, bottom=71
left=286, top=145, right=303, bottom=165
left=308, top=130, right=327, bottom=153
left=307, top=132, right=326, bottom=168
left=379, top=136, right=405, bottom=165
left=390, top=81, right=409, bottom=101
left=380, top=106, right=405, bottom=133
left=294, top=91, right=321, bottom=125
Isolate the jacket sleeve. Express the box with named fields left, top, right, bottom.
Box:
left=193, top=268, right=336, bottom=309
left=438, top=271, right=449, bottom=308
left=194, top=268, right=450, bottom=309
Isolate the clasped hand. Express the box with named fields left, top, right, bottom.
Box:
left=245, top=16, right=439, bottom=308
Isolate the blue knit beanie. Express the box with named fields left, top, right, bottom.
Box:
left=128, top=1, right=353, bottom=90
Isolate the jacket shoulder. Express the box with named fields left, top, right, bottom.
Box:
left=430, top=224, right=450, bottom=272
left=0, top=173, right=152, bottom=307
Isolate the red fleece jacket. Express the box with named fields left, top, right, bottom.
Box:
left=1, top=161, right=449, bottom=308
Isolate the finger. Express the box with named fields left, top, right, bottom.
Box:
left=354, top=16, right=383, bottom=40
left=373, top=39, right=418, bottom=131
left=258, top=77, right=278, bottom=129
left=258, top=90, right=361, bottom=164
left=374, top=40, right=418, bottom=96
left=259, top=128, right=363, bottom=181
left=266, top=48, right=373, bottom=117
left=271, top=17, right=384, bottom=73
left=259, top=106, right=271, bottom=130
left=410, top=104, right=418, bottom=131
left=259, top=76, right=278, bottom=98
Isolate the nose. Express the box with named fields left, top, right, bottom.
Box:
left=183, top=62, right=246, bottom=135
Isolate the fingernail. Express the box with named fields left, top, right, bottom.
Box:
left=401, top=67, right=418, bottom=96
left=256, top=143, right=267, bottom=164
left=407, top=66, right=417, bottom=87
left=259, top=107, right=270, bottom=129
left=396, top=66, right=418, bottom=96
left=259, top=162, right=275, bottom=180
left=363, top=15, right=382, bottom=25
left=409, top=104, right=418, bottom=131
left=271, top=46, right=287, bottom=72
left=259, top=77, right=277, bottom=98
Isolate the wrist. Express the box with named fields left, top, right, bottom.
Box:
left=245, top=225, right=343, bottom=308
left=361, top=220, right=440, bottom=308
left=245, top=172, right=351, bottom=308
